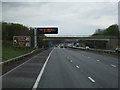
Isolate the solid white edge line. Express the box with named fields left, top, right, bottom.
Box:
left=111, top=64, right=117, bottom=67
left=88, top=77, right=95, bottom=83
left=32, top=49, right=54, bottom=90
left=0, top=55, right=38, bottom=78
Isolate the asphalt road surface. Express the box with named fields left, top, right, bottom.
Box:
left=37, top=47, right=118, bottom=88
left=2, top=49, right=52, bottom=89
left=1, top=47, right=118, bottom=89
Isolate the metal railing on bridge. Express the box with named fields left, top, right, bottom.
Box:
left=46, top=35, right=90, bottom=37
left=45, top=35, right=119, bottom=39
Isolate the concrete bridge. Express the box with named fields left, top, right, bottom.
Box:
left=43, top=37, right=110, bottom=41
left=43, top=35, right=119, bottom=49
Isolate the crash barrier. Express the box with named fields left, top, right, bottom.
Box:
left=0, top=48, right=47, bottom=66
left=68, top=46, right=117, bottom=54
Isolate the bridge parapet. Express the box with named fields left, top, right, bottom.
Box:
left=46, top=35, right=90, bottom=37
left=44, top=37, right=110, bottom=41
left=46, top=35, right=119, bottom=39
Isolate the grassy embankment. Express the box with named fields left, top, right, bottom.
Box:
left=2, top=40, right=33, bottom=62
left=0, top=40, right=2, bottom=62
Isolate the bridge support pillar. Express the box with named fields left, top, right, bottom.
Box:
left=106, top=39, right=119, bottom=49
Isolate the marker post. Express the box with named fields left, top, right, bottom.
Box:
left=34, top=28, right=37, bottom=48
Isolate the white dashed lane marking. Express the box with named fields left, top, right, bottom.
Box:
left=88, top=57, right=90, bottom=58
left=111, top=64, right=117, bottom=68
left=97, top=60, right=100, bottom=61
left=88, top=77, right=95, bottom=83
left=70, top=60, right=72, bottom=62
left=76, top=65, right=80, bottom=68
left=67, top=57, right=69, bottom=59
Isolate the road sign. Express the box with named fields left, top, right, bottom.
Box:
left=13, top=36, right=31, bottom=47
left=37, top=27, right=58, bottom=34
left=49, top=42, right=53, bottom=46
left=76, top=43, right=80, bottom=47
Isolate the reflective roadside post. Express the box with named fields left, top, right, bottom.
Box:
left=34, top=28, right=37, bottom=48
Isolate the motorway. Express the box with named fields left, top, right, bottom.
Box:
left=2, top=47, right=118, bottom=89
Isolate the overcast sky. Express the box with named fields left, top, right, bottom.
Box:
left=2, top=1, right=118, bottom=36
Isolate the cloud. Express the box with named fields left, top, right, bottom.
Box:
left=1, top=0, right=120, bottom=2
left=2, top=2, right=118, bottom=35
left=89, top=16, right=117, bottom=27
left=0, top=2, right=2, bottom=22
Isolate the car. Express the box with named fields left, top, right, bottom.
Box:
left=60, top=45, right=64, bottom=48
left=115, top=48, right=120, bottom=53
left=85, top=46, right=90, bottom=50
left=76, top=45, right=79, bottom=47
left=64, top=46, right=67, bottom=48
left=55, top=45, right=58, bottom=47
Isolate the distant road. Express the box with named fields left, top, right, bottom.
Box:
left=2, top=47, right=118, bottom=89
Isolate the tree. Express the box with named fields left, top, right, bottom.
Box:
left=92, top=24, right=120, bottom=37
left=103, top=24, right=119, bottom=36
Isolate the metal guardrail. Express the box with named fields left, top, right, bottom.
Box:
left=69, top=46, right=116, bottom=54
left=0, top=47, right=117, bottom=65
left=88, top=48, right=115, bottom=53
left=0, top=49, right=37, bottom=65
left=0, top=47, right=51, bottom=66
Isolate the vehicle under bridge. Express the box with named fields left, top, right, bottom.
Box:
left=43, top=35, right=119, bottom=49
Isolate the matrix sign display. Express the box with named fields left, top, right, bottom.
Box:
left=13, top=36, right=31, bottom=47
left=37, top=27, right=58, bottom=34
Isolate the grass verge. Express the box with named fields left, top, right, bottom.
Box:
left=2, top=47, right=33, bottom=62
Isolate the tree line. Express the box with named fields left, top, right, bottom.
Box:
left=77, top=24, right=120, bottom=49
left=2, top=22, right=33, bottom=40
left=2, top=22, right=119, bottom=49
left=92, top=24, right=120, bottom=38
left=2, top=22, right=48, bottom=48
